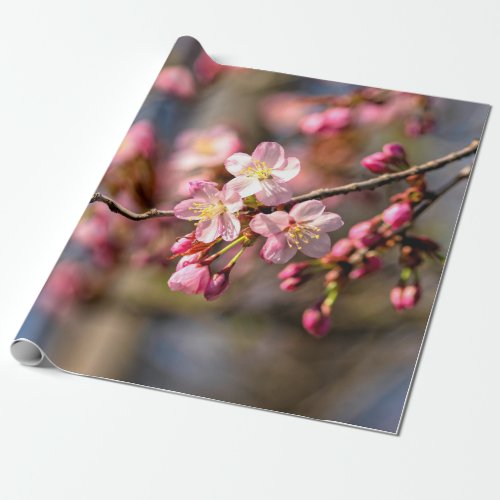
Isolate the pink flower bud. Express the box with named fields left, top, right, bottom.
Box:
left=204, top=270, right=230, bottom=301
left=280, top=273, right=311, bottom=291
left=348, top=221, right=382, bottom=249
left=300, top=112, right=325, bottom=135
left=176, top=252, right=203, bottom=270
left=280, top=276, right=302, bottom=292
left=302, top=304, right=331, bottom=338
left=277, top=262, right=309, bottom=280
left=349, top=255, right=382, bottom=279
left=382, top=142, right=406, bottom=161
left=402, top=284, right=421, bottom=309
left=404, top=115, right=435, bottom=137
left=348, top=221, right=373, bottom=240
left=365, top=255, right=382, bottom=273
left=324, top=268, right=343, bottom=283
left=361, top=152, right=390, bottom=174
left=170, top=232, right=196, bottom=255
left=322, top=107, right=351, bottom=130
left=382, top=202, right=413, bottom=229
left=330, top=238, right=355, bottom=258
left=390, top=285, right=405, bottom=310
left=168, top=263, right=210, bottom=295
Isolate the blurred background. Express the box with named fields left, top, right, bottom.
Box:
left=16, top=36, right=489, bottom=433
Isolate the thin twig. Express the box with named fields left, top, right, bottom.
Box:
left=89, top=193, right=174, bottom=220
left=288, top=140, right=478, bottom=206
left=90, top=140, right=478, bottom=221
left=412, top=165, right=471, bottom=219
left=351, top=165, right=472, bottom=263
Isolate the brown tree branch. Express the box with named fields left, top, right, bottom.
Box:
left=90, top=140, right=478, bottom=221
left=411, top=165, right=471, bottom=219
left=288, top=140, right=478, bottom=205
left=350, top=165, right=472, bottom=264
left=89, top=193, right=174, bottom=220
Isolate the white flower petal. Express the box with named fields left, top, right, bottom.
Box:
left=174, top=198, right=201, bottom=220
left=195, top=182, right=220, bottom=202
left=249, top=211, right=290, bottom=237
left=289, top=200, right=325, bottom=222
left=224, top=152, right=253, bottom=176
left=271, top=157, right=301, bottom=181
left=311, top=212, right=344, bottom=232
left=220, top=186, right=243, bottom=213
left=255, top=179, right=293, bottom=206
left=252, top=142, right=285, bottom=168
left=188, top=180, right=218, bottom=197
left=226, top=176, right=262, bottom=197
left=220, top=213, right=241, bottom=241
left=195, top=217, right=222, bottom=243
left=260, top=233, right=296, bottom=264
left=300, top=233, right=331, bottom=258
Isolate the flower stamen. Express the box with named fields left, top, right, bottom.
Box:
left=287, top=224, right=321, bottom=249
left=189, top=201, right=227, bottom=221
left=242, top=159, right=273, bottom=180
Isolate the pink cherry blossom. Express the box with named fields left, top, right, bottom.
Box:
left=170, top=126, right=242, bottom=171
left=225, top=142, right=300, bottom=206
left=111, top=120, right=155, bottom=166
left=174, top=181, right=243, bottom=243
left=154, top=66, right=196, bottom=98
left=167, top=263, right=210, bottom=295
left=249, top=200, right=343, bottom=264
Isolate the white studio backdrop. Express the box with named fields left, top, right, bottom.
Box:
left=0, top=1, right=498, bottom=499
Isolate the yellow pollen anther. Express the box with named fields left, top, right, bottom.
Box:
left=287, top=224, right=321, bottom=249
left=190, top=201, right=227, bottom=221
left=242, top=159, right=273, bottom=180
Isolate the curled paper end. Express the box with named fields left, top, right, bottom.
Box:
left=175, top=35, right=221, bottom=64
left=11, top=339, right=45, bottom=367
